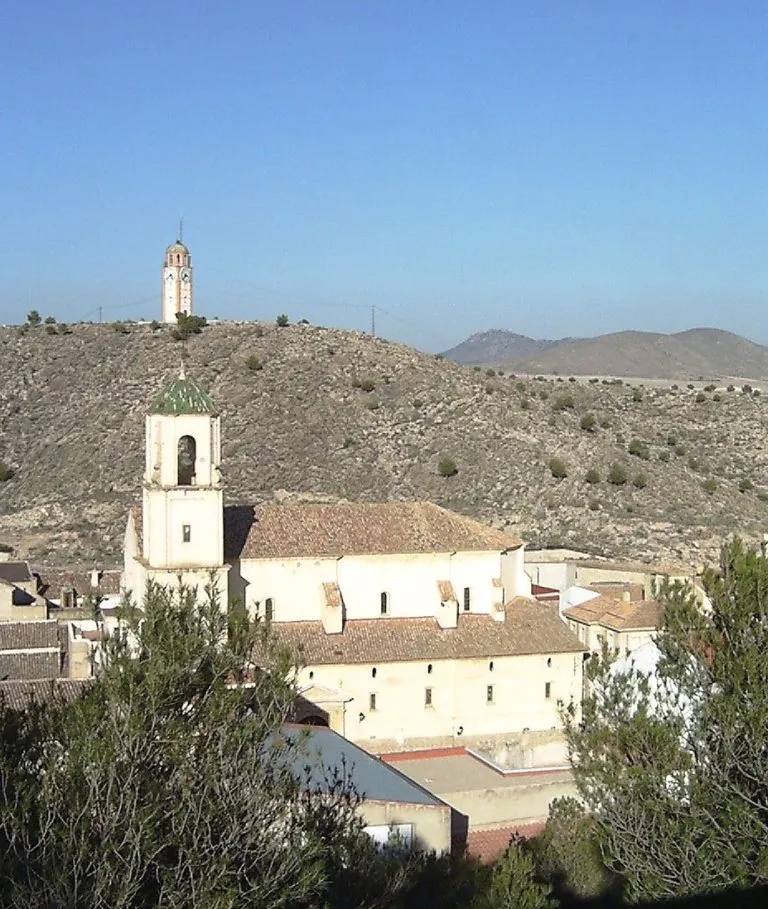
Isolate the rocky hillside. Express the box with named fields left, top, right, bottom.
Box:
left=1, top=320, right=768, bottom=570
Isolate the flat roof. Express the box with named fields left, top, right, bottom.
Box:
left=385, top=751, right=572, bottom=794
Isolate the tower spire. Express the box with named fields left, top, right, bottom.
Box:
left=178, top=217, right=183, bottom=243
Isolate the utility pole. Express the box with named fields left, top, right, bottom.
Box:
left=371, top=304, right=376, bottom=337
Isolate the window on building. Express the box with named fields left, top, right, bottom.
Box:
left=61, top=587, right=75, bottom=610
left=545, top=682, right=551, bottom=700
left=547, top=657, right=552, bottom=668
left=369, top=693, right=377, bottom=712
left=425, top=687, right=432, bottom=707
left=486, top=685, right=494, bottom=704
left=182, top=524, right=191, bottom=543
left=463, top=587, right=471, bottom=611
left=427, top=663, right=433, bottom=674
left=489, top=660, right=494, bottom=672
left=371, top=667, right=377, bottom=679
left=177, top=435, right=196, bottom=486
left=380, top=592, right=388, bottom=615
left=264, top=598, right=274, bottom=622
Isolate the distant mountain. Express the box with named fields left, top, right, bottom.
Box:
left=445, top=328, right=768, bottom=380
left=442, top=330, right=563, bottom=365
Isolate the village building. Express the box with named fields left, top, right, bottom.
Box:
left=0, top=561, right=47, bottom=621
left=562, top=589, right=661, bottom=656
left=122, top=372, right=587, bottom=757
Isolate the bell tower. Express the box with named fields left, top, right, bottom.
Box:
left=142, top=371, right=224, bottom=579
left=161, top=230, right=193, bottom=324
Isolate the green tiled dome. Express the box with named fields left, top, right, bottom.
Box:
left=149, top=376, right=216, bottom=415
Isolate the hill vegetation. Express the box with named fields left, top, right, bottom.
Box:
left=1, top=320, right=768, bottom=569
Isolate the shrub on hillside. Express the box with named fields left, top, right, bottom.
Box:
left=438, top=457, right=458, bottom=478
left=632, top=389, right=643, bottom=402
left=276, top=314, right=289, bottom=327
left=607, top=462, right=628, bottom=486
left=740, top=478, right=754, bottom=493
left=633, top=473, right=649, bottom=489
left=26, top=310, right=41, bottom=327
left=246, top=356, right=263, bottom=371
left=0, top=462, right=14, bottom=482
left=628, top=439, right=650, bottom=460
left=553, top=394, right=575, bottom=411
left=585, top=468, right=601, bottom=485
left=703, top=478, right=718, bottom=495
left=580, top=413, right=597, bottom=432
left=549, top=457, right=568, bottom=479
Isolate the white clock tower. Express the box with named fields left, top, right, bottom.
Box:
left=161, top=234, right=193, bottom=324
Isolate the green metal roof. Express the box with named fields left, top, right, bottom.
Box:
left=149, top=376, right=216, bottom=415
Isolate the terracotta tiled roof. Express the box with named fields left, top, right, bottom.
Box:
left=37, top=568, right=122, bottom=599
left=264, top=598, right=585, bottom=666
left=586, top=582, right=645, bottom=601
left=224, top=502, right=522, bottom=561
left=0, top=678, right=92, bottom=710
left=0, top=621, right=59, bottom=650
left=0, top=562, right=33, bottom=584
left=564, top=596, right=662, bottom=631
left=0, top=651, right=61, bottom=681
left=466, top=821, right=546, bottom=863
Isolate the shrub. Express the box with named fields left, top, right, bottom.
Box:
left=589, top=377, right=599, bottom=384
left=520, top=398, right=532, bottom=410
left=580, top=413, right=597, bottom=432
left=727, top=384, right=735, bottom=392
left=26, top=310, right=41, bottom=327
left=276, top=314, right=289, bottom=327
left=674, top=444, right=686, bottom=457
left=628, top=439, right=650, bottom=460
left=740, top=478, right=754, bottom=493
left=600, top=418, right=611, bottom=429
left=588, top=499, right=600, bottom=511
left=713, top=393, right=722, bottom=402
left=473, top=365, right=481, bottom=372
left=688, top=456, right=700, bottom=471
left=515, top=381, right=526, bottom=392
left=246, top=355, right=263, bottom=371
left=585, top=467, right=601, bottom=485
left=742, top=384, right=753, bottom=395
left=539, top=390, right=549, bottom=401
left=758, top=491, right=768, bottom=503
left=695, top=392, right=706, bottom=403
left=363, top=398, right=379, bottom=410
left=633, top=473, right=649, bottom=489
left=173, top=313, right=207, bottom=340
left=298, top=318, right=310, bottom=325
left=754, top=390, right=762, bottom=398
left=704, top=384, right=716, bottom=392
left=0, top=462, right=14, bottom=482
left=149, top=320, right=160, bottom=331
left=486, top=368, right=496, bottom=377
left=607, top=462, right=628, bottom=486
left=358, top=378, right=376, bottom=393
left=632, top=389, right=643, bottom=402
left=412, top=399, right=424, bottom=409
left=702, top=478, right=718, bottom=495
left=113, top=322, right=129, bottom=334
left=44, top=315, right=56, bottom=324
left=553, top=394, right=575, bottom=411
left=658, top=451, right=670, bottom=463
left=549, top=457, right=568, bottom=479
left=438, top=457, right=458, bottom=478
left=57, top=323, right=71, bottom=335
left=666, top=435, right=677, bottom=446
left=45, top=324, right=57, bottom=335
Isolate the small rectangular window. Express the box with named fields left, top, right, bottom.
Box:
left=486, top=684, right=494, bottom=704
left=545, top=682, right=551, bottom=700
left=369, top=693, right=377, bottom=712
left=264, top=598, right=274, bottom=622
left=182, top=524, right=191, bottom=543
left=463, top=587, right=471, bottom=612
left=425, top=687, right=432, bottom=707
left=380, top=592, right=388, bottom=615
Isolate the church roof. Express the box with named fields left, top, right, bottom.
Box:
left=224, top=502, right=522, bottom=560
left=167, top=239, right=189, bottom=253
left=262, top=598, right=586, bottom=666
left=149, top=376, right=216, bottom=415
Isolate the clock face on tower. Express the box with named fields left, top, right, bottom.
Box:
left=181, top=269, right=191, bottom=283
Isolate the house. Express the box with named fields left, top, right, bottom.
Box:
left=0, top=620, right=63, bottom=680
left=563, top=591, right=661, bottom=657
left=0, top=562, right=47, bottom=621
left=37, top=567, right=122, bottom=612
left=282, top=724, right=459, bottom=854
left=122, top=372, right=586, bottom=753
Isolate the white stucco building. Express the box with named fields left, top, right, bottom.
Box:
left=123, top=373, right=587, bottom=754
left=161, top=237, right=193, bottom=324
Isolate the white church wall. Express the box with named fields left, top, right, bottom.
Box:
left=501, top=547, right=531, bottom=598
left=297, top=650, right=583, bottom=751
left=237, top=557, right=336, bottom=621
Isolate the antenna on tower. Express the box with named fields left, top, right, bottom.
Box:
left=178, top=217, right=183, bottom=243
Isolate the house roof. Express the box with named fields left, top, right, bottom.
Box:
left=281, top=724, right=446, bottom=807
left=36, top=568, right=122, bottom=598
left=569, top=558, right=690, bottom=576
left=564, top=596, right=662, bottom=632
left=0, top=620, right=59, bottom=650
left=148, top=376, right=216, bottom=415
left=264, top=598, right=585, bottom=666
left=224, top=502, right=522, bottom=560
left=0, top=678, right=92, bottom=710
left=0, top=561, right=33, bottom=585
left=0, top=651, right=61, bottom=681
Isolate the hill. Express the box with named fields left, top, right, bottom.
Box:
left=1, top=319, right=768, bottom=571
left=441, top=330, right=562, bottom=365
left=445, top=328, right=768, bottom=380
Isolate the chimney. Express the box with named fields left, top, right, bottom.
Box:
left=622, top=587, right=631, bottom=603
left=90, top=568, right=101, bottom=589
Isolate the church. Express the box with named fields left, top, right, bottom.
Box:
left=123, top=372, right=586, bottom=756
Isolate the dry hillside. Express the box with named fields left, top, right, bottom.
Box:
left=1, top=319, right=768, bottom=570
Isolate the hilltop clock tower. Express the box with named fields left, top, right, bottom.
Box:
left=161, top=233, right=193, bottom=324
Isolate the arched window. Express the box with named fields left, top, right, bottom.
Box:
left=177, top=435, right=196, bottom=485
left=380, top=592, right=389, bottom=615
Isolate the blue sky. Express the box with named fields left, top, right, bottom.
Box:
left=1, top=1, right=766, bottom=349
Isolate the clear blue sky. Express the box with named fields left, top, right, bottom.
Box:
left=1, top=1, right=766, bottom=349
